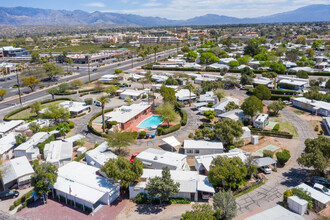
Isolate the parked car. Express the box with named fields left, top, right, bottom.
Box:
left=311, top=176, right=330, bottom=188
left=260, top=165, right=272, bottom=174
left=130, top=152, right=140, bottom=162
left=283, top=100, right=292, bottom=105
left=0, top=78, right=5, bottom=81
left=7, top=77, right=12, bottom=80
left=0, top=191, right=19, bottom=201
left=94, top=100, right=102, bottom=107
left=313, top=183, right=330, bottom=196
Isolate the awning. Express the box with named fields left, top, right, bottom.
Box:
left=162, top=136, right=181, bottom=147
left=194, top=102, right=208, bottom=108
left=197, top=175, right=215, bottom=193
left=252, top=157, right=277, bottom=167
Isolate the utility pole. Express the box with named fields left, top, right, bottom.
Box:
left=131, top=52, right=134, bottom=69
left=16, top=71, right=22, bottom=105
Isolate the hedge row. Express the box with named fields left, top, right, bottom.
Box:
left=10, top=189, right=34, bottom=211
left=143, top=65, right=330, bottom=76
left=270, top=95, right=298, bottom=101
left=54, top=91, right=77, bottom=95
left=270, top=89, right=298, bottom=95
left=78, top=88, right=99, bottom=93
left=250, top=128, right=293, bottom=139
left=180, top=109, right=188, bottom=126
left=157, top=124, right=181, bottom=135
left=4, top=98, right=75, bottom=121
left=87, top=108, right=113, bottom=137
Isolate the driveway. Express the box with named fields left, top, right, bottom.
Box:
left=235, top=106, right=314, bottom=219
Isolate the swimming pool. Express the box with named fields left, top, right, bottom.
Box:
left=137, top=115, right=163, bottom=129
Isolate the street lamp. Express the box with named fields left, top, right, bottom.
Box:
left=86, top=55, right=91, bottom=82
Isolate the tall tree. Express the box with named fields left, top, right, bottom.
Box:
left=101, top=156, right=143, bottom=188
left=181, top=204, right=215, bottom=220
left=297, top=137, right=330, bottom=174
left=214, top=119, right=244, bottom=145
left=42, top=62, right=63, bottom=80
left=30, top=101, right=41, bottom=116
left=208, top=156, right=247, bottom=189
left=213, top=190, right=237, bottom=220
left=156, top=103, right=178, bottom=127
left=225, top=101, right=239, bottom=111
left=22, top=76, right=40, bottom=92
left=47, top=87, right=58, bottom=100
left=241, top=96, right=263, bottom=119
left=145, top=167, right=180, bottom=205
left=214, top=89, right=226, bottom=102
left=97, top=95, right=110, bottom=133
left=31, top=162, right=58, bottom=203
left=253, top=85, right=271, bottom=100
left=106, top=131, right=137, bottom=154
left=184, top=83, right=195, bottom=107
left=267, top=100, right=286, bottom=116
left=160, top=85, right=176, bottom=102
left=43, top=103, right=70, bottom=123
left=0, top=89, right=7, bottom=101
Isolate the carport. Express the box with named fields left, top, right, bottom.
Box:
left=162, top=136, right=181, bottom=152
left=252, top=157, right=277, bottom=168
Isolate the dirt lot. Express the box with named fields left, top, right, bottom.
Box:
left=115, top=200, right=193, bottom=220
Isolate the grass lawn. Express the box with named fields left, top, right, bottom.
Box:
left=270, top=117, right=299, bottom=137
left=9, top=101, right=63, bottom=120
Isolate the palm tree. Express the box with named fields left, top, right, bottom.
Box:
left=184, top=83, right=195, bottom=107
left=176, top=42, right=181, bottom=54
left=98, top=96, right=110, bottom=133
left=153, top=45, right=160, bottom=62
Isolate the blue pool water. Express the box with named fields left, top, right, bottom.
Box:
left=137, top=116, right=163, bottom=129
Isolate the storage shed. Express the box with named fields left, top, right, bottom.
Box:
left=288, top=195, right=308, bottom=215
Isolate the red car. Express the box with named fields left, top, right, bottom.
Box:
left=130, top=152, right=140, bottom=162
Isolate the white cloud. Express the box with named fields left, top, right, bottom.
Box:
left=143, top=0, right=162, bottom=7
left=83, top=2, right=105, bottom=7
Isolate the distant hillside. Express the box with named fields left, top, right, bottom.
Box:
left=0, top=4, right=329, bottom=26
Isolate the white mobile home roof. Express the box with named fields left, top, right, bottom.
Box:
left=1, top=156, right=34, bottom=185
left=120, top=89, right=145, bottom=97
left=63, top=134, right=85, bottom=143
left=296, top=183, right=330, bottom=205
left=175, top=89, right=196, bottom=101
left=44, top=141, right=73, bottom=164
left=14, top=132, right=51, bottom=151
left=85, top=142, right=117, bottom=167
left=141, top=169, right=214, bottom=193
left=294, top=97, right=330, bottom=110
left=54, top=162, right=118, bottom=204
left=0, top=120, right=24, bottom=134
left=245, top=205, right=305, bottom=220
left=162, top=136, right=181, bottom=147
left=214, top=97, right=239, bottom=112
left=0, top=133, right=17, bottom=154
left=195, top=152, right=248, bottom=171
left=184, top=140, right=223, bottom=150
left=105, top=103, right=151, bottom=123
left=60, top=101, right=90, bottom=113
left=136, top=148, right=186, bottom=168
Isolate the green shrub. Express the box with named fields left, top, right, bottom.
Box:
left=276, top=149, right=291, bottom=165
left=80, top=92, right=89, bottom=97
left=9, top=205, right=15, bottom=211
left=68, top=121, right=75, bottom=129
left=39, top=85, right=45, bottom=89
left=157, top=127, right=164, bottom=135
left=263, top=149, right=274, bottom=158
left=160, top=124, right=181, bottom=135
left=133, top=193, right=150, bottom=204
left=87, top=108, right=113, bottom=137
left=84, top=98, right=93, bottom=105
left=180, top=109, right=188, bottom=126
left=292, top=188, right=313, bottom=210
left=17, top=206, right=24, bottom=212
left=273, top=124, right=280, bottom=131
left=169, top=198, right=191, bottom=204
left=188, top=133, right=194, bottom=139
left=250, top=128, right=293, bottom=139
left=314, top=125, right=319, bottom=131
left=38, top=134, right=55, bottom=154
left=283, top=190, right=293, bottom=203
left=138, top=131, right=146, bottom=139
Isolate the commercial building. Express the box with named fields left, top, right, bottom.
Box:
left=105, top=103, right=151, bottom=130
left=136, top=148, right=187, bottom=170
left=159, top=37, right=182, bottom=43
left=138, top=36, right=158, bottom=44
left=53, top=162, right=120, bottom=212
left=44, top=141, right=73, bottom=167
left=85, top=142, right=117, bottom=168
left=183, top=140, right=224, bottom=156
left=1, top=46, right=30, bottom=57
left=129, top=169, right=215, bottom=201
left=293, top=97, right=330, bottom=116
left=1, top=156, right=34, bottom=191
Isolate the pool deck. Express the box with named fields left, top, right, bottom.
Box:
left=125, top=113, right=176, bottom=132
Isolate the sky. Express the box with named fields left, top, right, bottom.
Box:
left=1, top=0, right=329, bottom=20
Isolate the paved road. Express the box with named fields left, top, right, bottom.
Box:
left=235, top=106, right=314, bottom=218
left=0, top=48, right=177, bottom=114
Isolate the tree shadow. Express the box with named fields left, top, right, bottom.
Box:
left=135, top=204, right=166, bottom=215
left=280, top=167, right=310, bottom=187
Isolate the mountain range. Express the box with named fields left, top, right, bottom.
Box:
left=0, top=4, right=329, bottom=26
